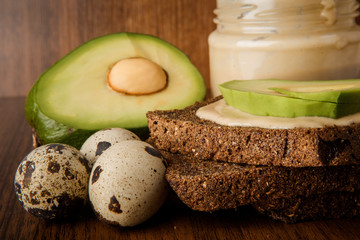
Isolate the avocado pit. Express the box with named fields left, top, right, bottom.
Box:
left=107, top=57, right=168, bottom=95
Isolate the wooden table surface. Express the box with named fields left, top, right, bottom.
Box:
left=1, top=97, right=360, bottom=240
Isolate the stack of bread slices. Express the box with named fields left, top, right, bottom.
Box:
left=146, top=96, right=360, bottom=223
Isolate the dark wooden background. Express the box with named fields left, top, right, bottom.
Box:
left=1, top=0, right=216, bottom=97
left=2, top=1, right=360, bottom=239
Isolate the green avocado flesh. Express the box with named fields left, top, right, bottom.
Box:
left=219, top=79, right=360, bottom=119
left=271, top=79, right=360, bottom=103
left=25, top=32, right=206, bottom=148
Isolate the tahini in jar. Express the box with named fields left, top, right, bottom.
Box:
left=209, top=0, right=360, bottom=96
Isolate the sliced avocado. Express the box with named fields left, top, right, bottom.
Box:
left=271, top=79, right=360, bottom=103
left=25, top=32, right=206, bottom=148
left=219, top=80, right=360, bottom=119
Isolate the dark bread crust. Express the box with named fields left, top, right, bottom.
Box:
left=161, top=150, right=360, bottom=213
left=147, top=97, right=360, bottom=167
left=254, top=191, right=360, bottom=223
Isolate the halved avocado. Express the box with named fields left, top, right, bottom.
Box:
left=219, top=79, right=360, bottom=119
left=25, top=33, right=206, bottom=149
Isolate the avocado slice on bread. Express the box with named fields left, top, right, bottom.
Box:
left=219, top=79, right=360, bottom=118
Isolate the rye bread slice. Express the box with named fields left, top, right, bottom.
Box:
left=254, top=191, right=360, bottom=223
left=160, top=150, right=360, bottom=212
left=147, top=96, right=360, bottom=167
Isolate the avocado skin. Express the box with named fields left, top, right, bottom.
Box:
left=25, top=82, right=150, bottom=149
left=25, top=83, right=96, bottom=149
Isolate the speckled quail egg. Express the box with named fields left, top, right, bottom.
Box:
left=80, top=128, right=140, bottom=168
left=14, top=143, right=91, bottom=220
left=89, top=140, right=168, bottom=227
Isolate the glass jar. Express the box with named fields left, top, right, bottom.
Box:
left=208, top=0, right=360, bottom=97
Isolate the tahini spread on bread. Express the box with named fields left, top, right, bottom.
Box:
left=196, top=98, right=360, bottom=129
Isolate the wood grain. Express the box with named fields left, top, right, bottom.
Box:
left=1, top=97, right=360, bottom=239
left=2, top=0, right=360, bottom=97
left=0, top=0, right=216, bottom=97
left=2, top=1, right=360, bottom=238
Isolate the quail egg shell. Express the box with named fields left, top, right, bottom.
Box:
left=89, top=140, right=168, bottom=227
left=80, top=128, right=140, bottom=168
left=14, top=143, right=91, bottom=220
